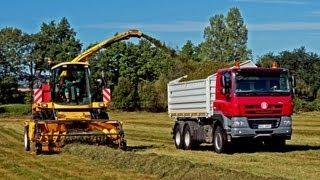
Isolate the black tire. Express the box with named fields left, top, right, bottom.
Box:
left=173, top=124, right=183, bottom=149
left=33, top=142, right=42, bottom=155
left=119, top=140, right=127, bottom=150
left=24, top=126, right=30, bottom=151
left=182, top=124, right=193, bottom=150
left=213, top=125, right=228, bottom=153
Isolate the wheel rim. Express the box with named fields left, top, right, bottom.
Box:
left=24, top=130, right=28, bottom=149
left=215, top=132, right=222, bottom=150
left=184, top=131, right=190, bottom=147
left=175, top=131, right=181, bottom=146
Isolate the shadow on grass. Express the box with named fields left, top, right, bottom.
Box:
left=191, top=143, right=320, bottom=154
left=230, top=144, right=320, bottom=154
left=126, top=144, right=160, bottom=152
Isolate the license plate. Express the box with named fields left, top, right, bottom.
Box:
left=258, top=124, right=272, bottom=129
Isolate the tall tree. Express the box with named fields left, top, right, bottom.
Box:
left=201, top=14, right=227, bottom=61
left=200, top=8, right=251, bottom=62
left=180, top=40, right=200, bottom=62
left=225, top=7, right=251, bottom=61
left=30, top=17, right=81, bottom=74
left=0, top=27, right=28, bottom=103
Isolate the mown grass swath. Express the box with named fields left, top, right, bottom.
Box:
left=0, top=110, right=319, bottom=179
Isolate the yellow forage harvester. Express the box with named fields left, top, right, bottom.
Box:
left=24, top=30, right=144, bottom=154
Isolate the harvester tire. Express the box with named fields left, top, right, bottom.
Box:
left=173, top=124, right=183, bottom=149
left=120, top=140, right=127, bottom=150
left=24, top=126, right=30, bottom=151
left=30, top=142, right=42, bottom=155
left=182, top=124, right=193, bottom=150
left=213, top=126, right=228, bottom=153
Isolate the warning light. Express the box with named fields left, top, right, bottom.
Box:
left=272, top=61, right=278, bottom=68
left=235, top=61, right=240, bottom=68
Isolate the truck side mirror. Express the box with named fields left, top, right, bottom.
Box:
left=290, top=76, right=296, bottom=97
left=291, top=76, right=296, bottom=87
left=221, top=72, right=231, bottom=95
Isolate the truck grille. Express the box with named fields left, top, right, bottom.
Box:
left=245, top=104, right=283, bottom=115
left=248, top=119, right=280, bottom=129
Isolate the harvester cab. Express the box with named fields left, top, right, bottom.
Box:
left=52, top=62, right=90, bottom=105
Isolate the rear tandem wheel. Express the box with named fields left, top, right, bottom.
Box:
left=173, top=124, right=183, bottom=149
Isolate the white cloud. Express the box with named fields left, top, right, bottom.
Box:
left=82, top=21, right=208, bottom=32
left=83, top=21, right=320, bottom=32
left=310, top=11, right=320, bottom=16
left=248, top=22, right=320, bottom=31
left=235, top=0, right=307, bottom=5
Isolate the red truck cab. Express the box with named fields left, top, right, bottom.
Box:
left=213, top=67, right=293, bottom=150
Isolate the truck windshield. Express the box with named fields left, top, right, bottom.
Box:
left=235, top=71, right=290, bottom=95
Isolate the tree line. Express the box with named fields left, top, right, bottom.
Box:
left=0, top=7, right=319, bottom=112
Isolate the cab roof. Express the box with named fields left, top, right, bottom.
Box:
left=51, top=62, right=89, bottom=70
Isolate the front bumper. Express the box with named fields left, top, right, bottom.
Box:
left=227, top=116, right=292, bottom=140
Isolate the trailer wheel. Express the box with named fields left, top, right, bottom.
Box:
left=173, top=124, right=183, bottom=149
left=183, top=124, right=193, bottom=150
left=24, top=126, right=30, bottom=151
left=213, top=125, right=228, bottom=153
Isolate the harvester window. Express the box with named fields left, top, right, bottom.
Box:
left=52, top=65, right=91, bottom=105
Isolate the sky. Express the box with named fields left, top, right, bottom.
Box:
left=1, top=0, right=320, bottom=60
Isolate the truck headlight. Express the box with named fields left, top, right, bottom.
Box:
left=231, top=117, right=248, bottom=128
left=282, top=117, right=292, bottom=126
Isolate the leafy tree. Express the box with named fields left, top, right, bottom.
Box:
left=0, top=27, right=26, bottom=77
left=113, top=77, right=138, bottom=111
left=225, top=7, right=251, bottom=61
left=0, top=27, right=28, bottom=103
left=30, top=17, right=81, bottom=74
left=257, top=47, right=320, bottom=100
left=138, top=81, right=158, bottom=112
left=19, top=17, right=82, bottom=93
left=201, top=14, right=227, bottom=61
left=138, top=74, right=169, bottom=112
left=200, top=7, right=251, bottom=62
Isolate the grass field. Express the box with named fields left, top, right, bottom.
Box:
left=0, top=110, right=319, bottom=179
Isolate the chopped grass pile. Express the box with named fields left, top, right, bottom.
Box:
left=63, top=144, right=277, bottom=180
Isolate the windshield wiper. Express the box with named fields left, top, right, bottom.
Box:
left=236, top=90, right=290, bottom=96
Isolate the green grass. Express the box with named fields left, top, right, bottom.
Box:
left=0, top=104, right=30, bottom=117
left=0, top=111, right=319, bottom=179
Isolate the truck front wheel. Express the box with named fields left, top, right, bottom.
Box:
left=213, top=126, right=228, bottom=153
left=173, top=124, right=183, bottom=149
